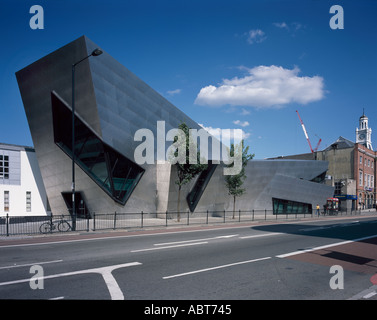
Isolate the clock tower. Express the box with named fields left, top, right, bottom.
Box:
left=356, top=111, right=373, bottom=150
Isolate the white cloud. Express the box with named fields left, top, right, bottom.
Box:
left=233, top=120, right=250, bottom=127
left=167, top=89, right=181, bottom=96
left=273, top=22, right=304, bottom=33
left=195, top=65, right=324, bottom=108
left=240, top=108, right=250, bottom=115
left=273, top=22, right=289, bottom=29
left=247, top=29, right=266, bottom=44
left=199, top=124, right=250, bottom=143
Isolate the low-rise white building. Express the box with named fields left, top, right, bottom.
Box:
left=0, top=143, right=49, bottom=216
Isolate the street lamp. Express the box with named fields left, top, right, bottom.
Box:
left=71, top=48, right=103, bottom=230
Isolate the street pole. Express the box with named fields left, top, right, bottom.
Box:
left=71, top=48, right=103, bottom=231
left=72, top=63, right=76, bottom=230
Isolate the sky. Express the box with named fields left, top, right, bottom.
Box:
left=1, top=0, right=377, bottom=159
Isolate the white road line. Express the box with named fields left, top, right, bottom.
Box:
left=363, top=291, right=377, bottom=299
left=154, top=234, right=238, bottom=246
left=276, top=234, right=377, bottom=258
left=131, top=242, right=208, bottom=253
left=163, top=257, right=271, bottom=279
left=0, top=260, right=63, bottom=270
left=0, top=262, right=141, bottom=300
left=240, top=233, right=283, bottom=239
left=348, top=285, right=377, bottom=300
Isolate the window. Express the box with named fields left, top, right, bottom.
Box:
left=187, top=161, right=217, bottom=212
left=26, top=191, right=31, bottom=212
left=365, top=173, right=368, bottom=186
left=360, top=170, right=363, bottom=186
left=272, top=198, right=312, bottom=215
left=4, top=191, right=9, bottom=212
left=368, top=159, right=370, bottom=167
left=360, top=156, right=363, bottom=164
left=310, top=171, right=326, bottom=184
left=51, top=91, right=144, bottom=205
left=0, top=155, right=9, bottom=179
left=334, top=181, right=342, bottom=195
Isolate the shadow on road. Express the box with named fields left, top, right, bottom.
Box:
left=251, top=216, right=377, bottom=242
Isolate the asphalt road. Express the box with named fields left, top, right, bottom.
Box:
left=0, top=214, right=377, bottom=301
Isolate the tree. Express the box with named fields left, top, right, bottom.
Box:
left=224, top=140, right=254, bottom=219
left=171, top=122, right=207, bottom=221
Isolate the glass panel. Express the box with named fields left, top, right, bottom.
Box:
left=51, top=91, right=144, bottom=205
left=273, top=198, right=312, bottom=215
left=187, top=161, right=216, bottom=212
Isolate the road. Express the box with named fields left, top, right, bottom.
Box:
left=0, top=214, right=376, bottom=302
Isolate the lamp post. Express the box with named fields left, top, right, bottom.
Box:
left=71, top=48, right=102, bottom=230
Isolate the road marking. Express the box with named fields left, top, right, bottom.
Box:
left=1, top=216, right=375, bottom=248
left=276, top=234, right=377, bottom=258
left=363, top=291, right=377, bottom=299
left=131, top=242, right=208, bottom=253
left=240, top=233, right=283, bottom=239
left=49, top=296, right=65, bottom=300
left=0, top=260, right=63, bottom=270
left=154, top=234, right=238, bottom=246
left=348, top=285, right=377, bottom=300
left=163, top=257, right=271, bottom=279
left=0, top=262, right=141, bottom=300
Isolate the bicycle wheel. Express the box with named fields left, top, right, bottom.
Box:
left=58, top=220, right=71, bottom=232
left=39, top=222, right=52, bottom=234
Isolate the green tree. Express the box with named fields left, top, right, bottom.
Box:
left=171, top=122, right=207, bottom=221
left=224, top=140, right=254, bottom=219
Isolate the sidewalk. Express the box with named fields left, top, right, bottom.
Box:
left=0, top=210, right=376, bottom=246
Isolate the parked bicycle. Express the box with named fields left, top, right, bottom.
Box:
left=39, top=216, right=72, bottom=234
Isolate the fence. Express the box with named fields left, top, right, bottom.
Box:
left=0, top=208, right=363, bottom=237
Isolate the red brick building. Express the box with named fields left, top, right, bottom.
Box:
left=354, top=143, right=376, bottom=209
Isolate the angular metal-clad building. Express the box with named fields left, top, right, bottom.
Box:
left=16, top=36, right=334, bottom=217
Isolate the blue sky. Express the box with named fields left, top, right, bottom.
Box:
left=1, top=0, right=377, bottom=159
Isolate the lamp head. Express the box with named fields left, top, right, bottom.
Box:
left=91, top=48, right=103, bottom=56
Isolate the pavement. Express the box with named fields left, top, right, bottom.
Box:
left=0, top=211, right=376, bottom=300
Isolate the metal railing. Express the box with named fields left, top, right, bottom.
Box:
left=0, top=208, right=364, bottom=237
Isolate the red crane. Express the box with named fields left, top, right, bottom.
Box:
left=296, top=110, right=321, bottom=153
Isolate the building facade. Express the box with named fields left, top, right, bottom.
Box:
left=15, top=36, right=333, bottom=217
left=274, top=112, right=377, bottom=211
left=0, top=143, right=49, bottom=216
left=354, top=142, right=375, bottom=209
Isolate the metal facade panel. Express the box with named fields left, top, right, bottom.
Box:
left=16, top=35, right=334, bottom=215
left=193, top=160, right=334, bottom=213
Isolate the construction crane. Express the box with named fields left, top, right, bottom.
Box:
left=296, top=110, right=321, bottom=153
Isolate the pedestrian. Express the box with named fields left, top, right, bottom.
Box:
left=316, top=204, right=320, bottom=216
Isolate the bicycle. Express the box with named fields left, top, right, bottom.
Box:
left=39, top=216, right=72, bottom=234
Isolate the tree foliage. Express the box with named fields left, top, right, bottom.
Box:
left=172, top=122, right=207, bottom=220
left=224, top=140, right=254, bottom=218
